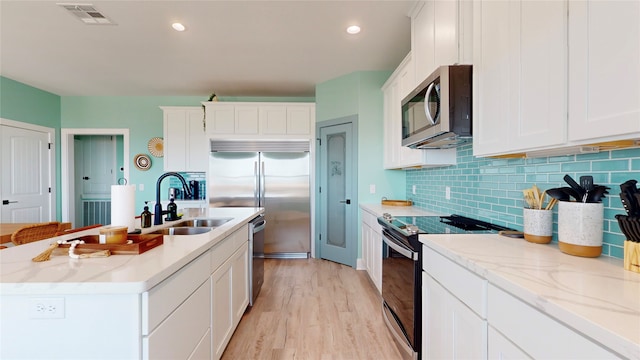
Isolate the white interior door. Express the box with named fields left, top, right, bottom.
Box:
left=0, top=124, right=52, bottom=222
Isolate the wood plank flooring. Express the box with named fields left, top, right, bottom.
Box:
left=221, top=258, right=404, bottom=360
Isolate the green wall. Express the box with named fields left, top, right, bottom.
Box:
left=0, top=76, right=63, bottom=218
left=315, top=71, right=406, bottom=262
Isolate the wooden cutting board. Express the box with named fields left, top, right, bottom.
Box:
left=381, top=199, right=413, bottom=206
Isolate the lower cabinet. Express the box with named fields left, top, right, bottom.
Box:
left=211, top=227, right=249, bottom=360
left=360, top=208, right=382, bottom=293
left=422, top=245, right=621, bottom=359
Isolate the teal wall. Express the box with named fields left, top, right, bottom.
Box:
left=0, top=76, right=63, bottom=218
left=316, top=71, right=406, bottom=262
left=406, top=144, right=640, bottom=259
left=0, top=76, right=60, bottom=128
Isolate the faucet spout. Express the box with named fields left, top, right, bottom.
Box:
left=154, top=172, right=192, bottom=225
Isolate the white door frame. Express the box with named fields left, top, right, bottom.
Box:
left=61, top=128, right=129, bottom=224
left=0, top=118, right=56, bottom=221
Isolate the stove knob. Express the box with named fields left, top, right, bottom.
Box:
left=382, top=213, right=393, bottom=221
left=405, top=224, right=419, bottom=234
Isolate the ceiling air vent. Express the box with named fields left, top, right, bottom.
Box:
left=58, top=3, right=114, bottom=25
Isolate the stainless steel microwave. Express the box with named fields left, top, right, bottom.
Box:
left=401, top=65, right=472, bottom=149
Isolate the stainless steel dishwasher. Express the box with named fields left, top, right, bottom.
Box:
left=249, top=214, right=266, bottom=306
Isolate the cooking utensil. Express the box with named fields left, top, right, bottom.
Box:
left=547, top=188, right=571, bottom=202
left=619, top=179, right=640, bottom=216
left=587, top=185, right=610, bottom=203
left=564, top=174, right=586, bottom=200
left=580, top=176, right=594, bottom=192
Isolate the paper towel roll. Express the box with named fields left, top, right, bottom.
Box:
left=111, top=185, right=136, bottom=232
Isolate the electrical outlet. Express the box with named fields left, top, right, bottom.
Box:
left=29, top=297, right=65, bottom=319
left=139, top=183, right=144, bottom=191
left=412, top=185, right=417, bottom=195
left=369, top=184, right=376, bottom=194
left=445, top=186, right=451, bottom=200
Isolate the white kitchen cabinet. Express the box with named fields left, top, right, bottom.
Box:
left=162, top=106, right=208, bottom=172
left=382, top=53, right=457, bottom=170
left=568, top=0, right=640, bottom=143
left=411, top=0, right=472, bottom=84
left=472, top=0, right=568, bottom=157
left=422, top=247, right=487, bottom=359
left=487, top=284, right=617, bottom=359
left=205, top=102, right=315, bottom=139
left=488, top=326, right=532, bottom=360
left=210, top=224, right=249, bottom=360
left=360, top=208, right=382, bottom=293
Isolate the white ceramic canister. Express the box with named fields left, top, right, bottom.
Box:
left=523, top=208, right=553, bottom=244
left=557, top=201, right=604, bottom=257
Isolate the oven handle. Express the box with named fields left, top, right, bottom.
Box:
left=382, top=232, right=418, bottom=260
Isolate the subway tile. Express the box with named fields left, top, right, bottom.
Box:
left=561, top=161, right=591, bottom=172
left=592, top=159, right=629, bottom=171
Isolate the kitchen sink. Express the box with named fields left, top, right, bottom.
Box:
left=151, top=227, right=212, bottom=236
left=175, top=218, right=233, bottom=228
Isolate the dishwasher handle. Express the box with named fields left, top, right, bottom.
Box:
left=252, top=219, right=266, bottom=233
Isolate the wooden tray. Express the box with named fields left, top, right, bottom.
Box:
left=381, top=199, right=413, bottom=206
left=56, top=233, right=163, bottom=255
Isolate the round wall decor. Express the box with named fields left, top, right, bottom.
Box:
left=148, top=137, right=164, bottom=157
left=134, top=153, right=151, bottom=171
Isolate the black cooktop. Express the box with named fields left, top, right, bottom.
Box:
left=378, top=214, right=511, bottom=237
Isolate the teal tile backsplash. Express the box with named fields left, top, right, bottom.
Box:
left=406, top=144, right=640, bottom=259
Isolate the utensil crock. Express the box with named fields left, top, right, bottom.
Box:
left=558, top=201, right=603, bottom=257
left=523, top=208, right=553, bottom=244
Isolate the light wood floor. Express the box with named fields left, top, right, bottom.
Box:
left=221, top=258, right=404, bottom=360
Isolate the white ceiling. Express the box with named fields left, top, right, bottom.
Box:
left=0, top=0, right=414, bottom=97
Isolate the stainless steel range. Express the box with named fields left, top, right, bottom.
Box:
left=377, top=213, right=511, bottom=360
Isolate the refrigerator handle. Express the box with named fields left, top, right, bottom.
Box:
left=260, top=161, right=266, bottom=206
left=254, top=161, right=259, bottom=207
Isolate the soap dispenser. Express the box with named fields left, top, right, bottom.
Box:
left=141, top=202, right=152, bottom=228
left=166, top=198, right=179, bottom=221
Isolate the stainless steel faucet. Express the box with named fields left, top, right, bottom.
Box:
left=154, top=172, right=193, bottom=225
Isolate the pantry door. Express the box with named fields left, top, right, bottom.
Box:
left=0, top=121, right=54, bottom=222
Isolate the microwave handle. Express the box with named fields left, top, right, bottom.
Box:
left=424, top=82, right=437, bottom=125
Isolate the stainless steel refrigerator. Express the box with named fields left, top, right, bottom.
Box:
left=209, top=140, right=310, bottom=258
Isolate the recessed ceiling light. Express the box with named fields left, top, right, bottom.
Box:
left=172, top=22, right=185, bottom=32
left=346, top=25, right=361, bottom=35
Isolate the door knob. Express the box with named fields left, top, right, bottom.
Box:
left=2, top=200, right=18, bottom=205
left=339, top=199, right=351, bottom=204
left=82, top=176, right=90, bottom=180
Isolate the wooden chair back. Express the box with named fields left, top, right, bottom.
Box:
left=11, top=222, right=61, bottom=245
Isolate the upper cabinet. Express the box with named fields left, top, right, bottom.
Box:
left=161, top=106, right=208, bottom=172
left=382, top=53, right=456, bottom=170
left=473, top=0, right=640, bottom=158
left=204, top=102, right=315, bottom=140
left=411, top=0, right=472, bottom=84
left=568, top=1, right=640, bottom=143
left=472, top=0, right=568, bottom=156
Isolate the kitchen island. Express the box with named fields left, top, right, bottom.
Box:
left=420, top=233, right=640, bottom=359
left=0, top=206, right=262, bottom=359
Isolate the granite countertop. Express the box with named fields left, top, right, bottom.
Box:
left=0, top=207, right=262, bottom=295
left=359, top=203, right=444, bottom=217
left=420, top=233, right=640, bottom=359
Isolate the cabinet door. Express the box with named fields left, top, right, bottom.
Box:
left=568, top=1, right=640, bottom=142
left=434, top=0, right=459, bottom=67
left=423, top=273, right=487, bottom=359
left=370, top=224, right=382, bottom=293
left=206, top=104, right=235, bottom=134
left=164, top=109, right=189, bottom=171
left=231, top=242, right=249, bottom=324
left=212, top=262, right=233, bottom=360
left=235, top=105, right=259, bottom=134
left=260, top=105, right=287, bottom=135
left=488, top=326, right=532, bottom=360
left=286, top=105, right=312, bottom=135
left=473, top=0, right=567, bottom=156
left=186, top=109, right=207, bottom=171
left=413, top=0, right=436, bottom=83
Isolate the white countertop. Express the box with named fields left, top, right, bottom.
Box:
left=420, top=233, right=640, bottom=359
left=359, top=203, right=444, bottom=217
left=0, top=207, right=262, bottom=295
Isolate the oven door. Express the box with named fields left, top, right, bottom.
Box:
left=381, top=228, right=420, bottom=359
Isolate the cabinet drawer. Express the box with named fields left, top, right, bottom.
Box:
left=211, top=224, right=248, bottom=273
left=143, top=280, right=211, bottom=360
left=488, top=284, right=618, bottom=359
left=424, top=246, right=487, bottom=317
left=142, top=253, right=210, bottom=334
